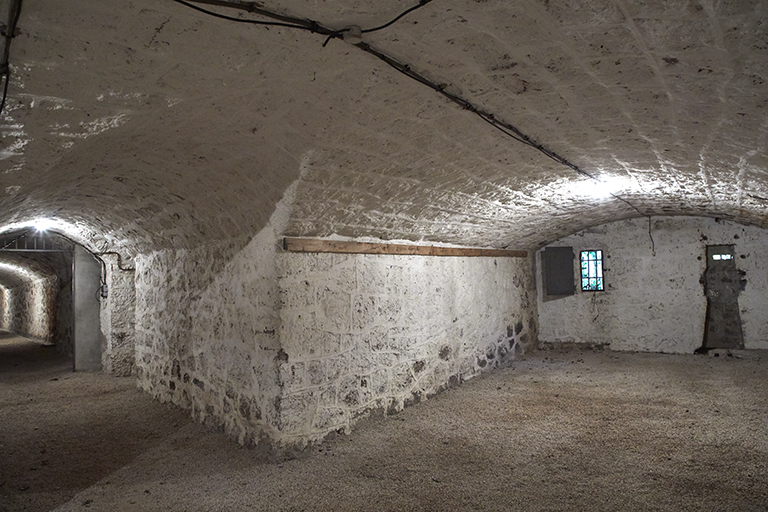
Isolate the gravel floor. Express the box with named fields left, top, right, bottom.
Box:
left=1, top=331, right=767, bottom=512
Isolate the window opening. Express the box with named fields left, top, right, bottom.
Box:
left=580, top=250, right=604, bottom=291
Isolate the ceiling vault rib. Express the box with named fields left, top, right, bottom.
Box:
left=175, top=0, right=648, bottom=219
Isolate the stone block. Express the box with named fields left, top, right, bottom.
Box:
left=377, top=295, right=402, bottom=324
left=339, top=374, right=361, bottom=407
left=278, top=390, right=316, bottom=435
left=279, top=361, right=305, bottom=390
left=317, top=291, right=351, bottom=332
left=306, top=359, right=326, bottom=386
left=363, top=325, right=388, bottom=352
left=357, top=258, right=387, bottom=292
left=370, top=368, right=390, bottom=396
left=352, top=295, right=378, bottom=331
left=311, top=406, right=347, bottom=432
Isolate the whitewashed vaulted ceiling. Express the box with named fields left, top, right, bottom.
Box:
left=0, top=0, right=766, bottom=257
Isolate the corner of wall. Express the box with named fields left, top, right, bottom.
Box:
left=100, top=254, right=137, bottom=376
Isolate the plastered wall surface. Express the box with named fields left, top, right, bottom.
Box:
left=276, top=252, right=538, bottom=446
left=538, top=217, right=768, bottom=353
left=100, top=255, right=137, bottom=376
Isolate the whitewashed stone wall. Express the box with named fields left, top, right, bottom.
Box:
left=538, top=216, right=768, bottom=353
left=135, top=234, right=538, bottom=450
left=100, top=255, right=136, bottom=376
left=1, top=277, right=58, bottom=342
left=276, top=253, right=537, bottom=446
left=1, top=287, right=11, bottom=330
left=134, top=230, right=284, bottom=447
left=1, top=288, right=7, bottom=327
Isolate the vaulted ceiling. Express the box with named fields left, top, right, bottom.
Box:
left=0, top=0, right=766, bottom=261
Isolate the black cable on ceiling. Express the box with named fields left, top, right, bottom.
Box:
left=0, top=0, right=23, bottom=117
left=171, top=0, right=334, bottom=32
left=361, top=0, right=434, bottom=34
left=354, top=42, right=646, bottom=217
left=172, top=0, right=437, bottom=43
left=174, top=0, right=647, bottom=217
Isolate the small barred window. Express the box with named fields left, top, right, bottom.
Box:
left=580, top=250, right=604, bottom=291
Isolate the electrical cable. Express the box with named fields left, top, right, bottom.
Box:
left=353, top=42, right=647, bottom=217
left=37, top=230, right=110, bottom=298
left=174, top=0, right=648, bottom=218
left=648, top=216, right=656, bottom=256
left=361, top=0, right=434, bottom=34
left=0, top=227, right=110, bottom=302
left=172, top=0, right=438, bottom=45
left=0, top=0, right=23, bottom=117
left=170, top=0, right=331, bottom=32
left=96, top=251, right=136, bottom=272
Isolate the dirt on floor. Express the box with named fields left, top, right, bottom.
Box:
left=1, top=331, right=767, bottom=512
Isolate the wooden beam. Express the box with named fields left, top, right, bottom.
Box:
left=283, top=238, right=527, bottom=258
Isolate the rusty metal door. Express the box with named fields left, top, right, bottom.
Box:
left=702, top=245, right=745, bottom=350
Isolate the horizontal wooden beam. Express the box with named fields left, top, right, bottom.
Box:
left=283, top=238, right=527, bottom=258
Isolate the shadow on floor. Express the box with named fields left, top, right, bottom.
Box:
left=0, top=332, right=194, bottom=512
left=0, top=331, right=71, bottom=382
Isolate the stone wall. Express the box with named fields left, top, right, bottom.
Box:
left=1, top=287, right=10, bottom=329
left=537, top=216, right=768, bottom=353
left=100, top=255, right=136, bottom=376
left=134, top=230, right=284, bottom=447
left=134, top=230, right=538, bottom=450
left=1, top=276, right=58, bottom=342
left=54, top=256, right=74, bottom=355
left=276, top=252, right=538, bottom=446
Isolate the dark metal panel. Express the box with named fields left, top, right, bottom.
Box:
left=544, top=246, right=575, bottom=296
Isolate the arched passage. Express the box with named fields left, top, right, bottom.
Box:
left=0, top=235, right=71, bottom=347
left=0, top=227, right=136, bottom=375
